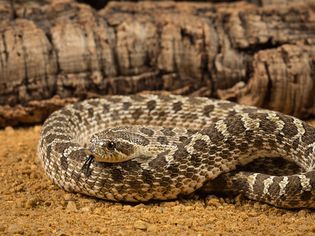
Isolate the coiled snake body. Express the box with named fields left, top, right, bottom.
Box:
left=38, top=94, right=315, bottom=208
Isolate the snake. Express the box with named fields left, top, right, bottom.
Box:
left=37, top=94, right=315, bottom=208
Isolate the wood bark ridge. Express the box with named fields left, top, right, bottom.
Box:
left=0, top=0, right=314, bottom=127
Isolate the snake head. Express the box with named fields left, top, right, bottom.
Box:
left=87, top=127, right=149, bottom=163
left=87, top=138, right=133, bottom=163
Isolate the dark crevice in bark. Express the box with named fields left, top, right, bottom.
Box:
left=77, top=0, right=108, bottom=10
left=237, top=38, right=286, bottom=55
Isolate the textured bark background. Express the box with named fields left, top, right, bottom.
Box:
left=0, top=0, right=314, bottom=127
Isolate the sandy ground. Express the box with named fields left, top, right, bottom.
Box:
left=0, top=125, right=315, bottom=235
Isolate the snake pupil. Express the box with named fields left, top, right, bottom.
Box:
left=107, top=141, right=115, bottom=150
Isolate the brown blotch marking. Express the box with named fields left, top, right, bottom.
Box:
left=132, top=108, right=143, bottom=120
left=179, top=136, right=188, bottom=142
left=142, top=169, right=154, bottom=184
left=193, top=139, right=207, bottom=153
left=279, top=115, right=298, bottom=137
left=158, top=111, right=166, bottom=117
left=121, top=161, right=141, bottom=173
left=201, top=125, right=225, bottom=143
left=203, top=105, right=214, bottom=117
left=285, top=176, right=303, bottom=192
left=172, top=101, right=183, bottom=113
left=146, top=100, right=157, bottom=111
left=173, top=144, right=189, bottom=160
left=230, top=172, right=251, bottom=193
left=161, top=127, right=175, bottom=136
left=157, top=136, right=169, bottom=145
left=225, top=116, right=246, bottom=135
left=123, top=102, right=132, bottom=110
left=148, top=150, right=169, bottom=168
left=110, top=168, right=124, bottom=182
left=268, top=176, right=282, bottom=198
left=301, top=191, right=312, bottom=201
left=301, top=123, right=315, bottom=145
left=60, top=155, right=68, bottom=171
left=103, top=103, right=110, bottom=113
left=252, top=174, right=270, bottom=198
left=253, top=113, right=278, bottom=132
left=140, top=127, right=154, bottom=137
left=88, top=108, right=94, bottom=118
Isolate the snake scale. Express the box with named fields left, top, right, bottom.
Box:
left=38, top=94, right=315, bottom=208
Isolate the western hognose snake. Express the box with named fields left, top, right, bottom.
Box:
left=38, top=94, right=315, bottom=208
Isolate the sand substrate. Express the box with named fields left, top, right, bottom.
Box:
left=0, top=125, right=314, bottom=235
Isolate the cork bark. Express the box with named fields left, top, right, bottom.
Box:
left=0, top=0, right=314, bottom=127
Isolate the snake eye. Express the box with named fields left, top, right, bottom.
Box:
left=107, top=141, right=116, bottom=150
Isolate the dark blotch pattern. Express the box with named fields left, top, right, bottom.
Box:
left=201, top=125, right=225, bottom=143
left=132, top=108, right=143, bottom=120
left=142, top=169, right=154, bottom=184
left=302, top=123, right=315, bottom=145
left=193, top=139, right=207, bottom=153
left=149, top=150, right=169, bottom=168
left=203, top=105, right=214, bottom=117
left=146, top=100, right=157, bottom=111
left=140, top=127, right=154, bottom=137
left=172, top=101, right=183, bottom=113
left=279, top=115, right=298, bottom=137
left=225, top=116, right=246, bottom=136
left=88, top=108, right=94, bottom=118
left=173, top=144, right=189, bottom=160
left=123, top=102, right=132, bottom=110
left=157, top=136, right=169, bottom=145
left=110, top=168, right=124, bottom=182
